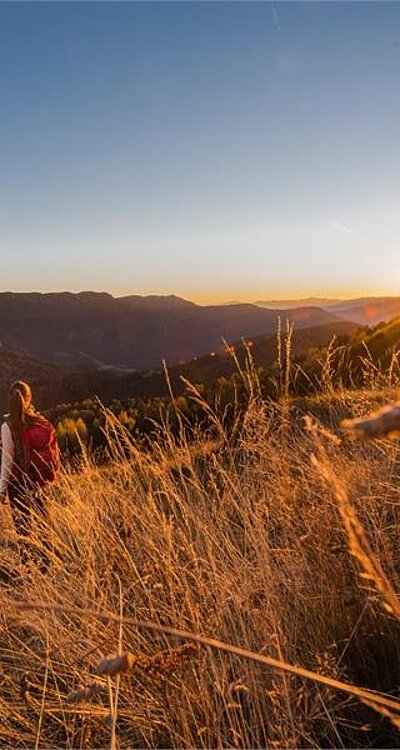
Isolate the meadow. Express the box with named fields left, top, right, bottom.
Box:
left=0, top=353, right=400, bottom=748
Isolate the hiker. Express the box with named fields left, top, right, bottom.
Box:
left=0, top=380, right=60, bottom=565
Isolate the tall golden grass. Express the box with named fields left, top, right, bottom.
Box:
left=1, top=359, right=400, bottom=747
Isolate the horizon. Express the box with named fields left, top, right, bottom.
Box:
left=1, top=3, right=400, bottom=298
left=1, top=287, right=399, bottom=307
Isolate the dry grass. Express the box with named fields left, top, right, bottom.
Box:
left=1, top=378, right=400, bottom=747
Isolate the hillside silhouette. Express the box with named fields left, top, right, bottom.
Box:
left=0, top=292, right=346, bottom=370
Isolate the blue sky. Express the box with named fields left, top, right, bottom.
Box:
left=1, top=1, right=400, bottom=302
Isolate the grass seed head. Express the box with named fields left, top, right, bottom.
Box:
left=96, top=651, right=136, bottom=677
left=67, top=681, right=105, bottom=703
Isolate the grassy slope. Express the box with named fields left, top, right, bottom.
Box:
left=0, top=381, right=400, bottom=747
left=352, top=316, right=400, bottom=361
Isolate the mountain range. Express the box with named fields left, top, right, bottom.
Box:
left=0, top=291, right=344, bottom=371
left=1, top=291, right=400, bottom=413
left=254, top=295, right=400, bottom=325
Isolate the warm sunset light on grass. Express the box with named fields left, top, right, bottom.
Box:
left=1, top=1, right=400, bottom=748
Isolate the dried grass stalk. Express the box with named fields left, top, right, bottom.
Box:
left=17, top=601, right=400, bottom=718
left=311, top=446, right=400, bottom=621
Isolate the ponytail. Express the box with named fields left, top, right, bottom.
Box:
left=9, top=380, right=33, bottom=435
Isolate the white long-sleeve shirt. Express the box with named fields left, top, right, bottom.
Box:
left=0, top=422, right=15, bottom=494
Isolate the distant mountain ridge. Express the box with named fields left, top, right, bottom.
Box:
left=326, top=298, right=400, bottom=325
left=254, top=295, right=400, bottom=323
left=0, top=291, right=344, bottom=371
left=255, top=297, right=343, bottom=309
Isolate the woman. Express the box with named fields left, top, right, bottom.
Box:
left=0, top=381, right=59, bottom=563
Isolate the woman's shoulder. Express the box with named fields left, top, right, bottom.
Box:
left=26, top=411, right=48, bottom=426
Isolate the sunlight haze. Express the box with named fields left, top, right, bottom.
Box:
left=1, top=2, right=399, bottom=299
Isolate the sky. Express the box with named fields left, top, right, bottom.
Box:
left=1, top=1, right=400, bottom=303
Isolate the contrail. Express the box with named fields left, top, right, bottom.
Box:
left=271, top=2, right=281, bottom=32
left=330, top=220, right=354, bottom=235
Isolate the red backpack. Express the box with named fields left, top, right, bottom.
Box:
left=20, top=420, right=61, bottom=487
